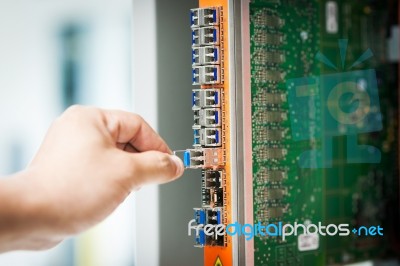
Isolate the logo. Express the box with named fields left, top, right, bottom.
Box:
left=287, top=39, right=382, bottom=168
left=188, top=219, right=384, bottom=250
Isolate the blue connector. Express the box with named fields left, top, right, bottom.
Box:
left=214, top=47, right=218, bottom=61
left=214, top=90, right=219, bottom=104
left=192, top=29, right=200, bottom=46
left=213, top=28, right=217, bottom=43
left=192, top=67, right=200, bottom=85
left=216, top=210, right=221, bottom=224
left=212, top=9, right=217, bottom=24
left=194, top=209, right=206, bottom=224
left=195, top=229, right=206, bottom=246
left=193, top=128, right=201, bottom=146
left=184, top=151, right=191, bottom=167
left=192, top=91, right=196, bottom=106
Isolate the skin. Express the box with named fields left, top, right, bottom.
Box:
left=0, top=105, right=184, bottom=253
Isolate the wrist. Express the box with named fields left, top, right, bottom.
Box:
left=0, top=169, right=62, bottom=251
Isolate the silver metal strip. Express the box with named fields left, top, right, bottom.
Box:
left=228, top=0, right=239, bottom=265
left=232, top=0, right=254, bottom=265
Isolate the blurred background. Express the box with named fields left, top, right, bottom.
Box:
left=0, top=0, right=202, bottom=265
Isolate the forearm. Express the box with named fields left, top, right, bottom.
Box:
left=0, top=170, right=62, bottom=252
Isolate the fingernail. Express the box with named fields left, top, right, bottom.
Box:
left=170, top=155, right=184, bottom=177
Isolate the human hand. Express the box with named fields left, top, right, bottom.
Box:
left=0, top=105, right=184, bottom=251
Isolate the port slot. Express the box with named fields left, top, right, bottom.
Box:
left=206, top=208, right=222, bottom=224
left=203, top=65, right=220, bottom=84
left=200, top=127, right=222, bottom=147
left=193, top=127, right=221, bottom=147
left=192, top=66, right=221, bottom=85
left=192, top=46, right=220, bottom=66
left=192, top=66, right=200, bottom=85
left=203, top=170, right=222, bottom=189
left=200, top=26, right=219, bottom=46
left=192, top=28, right=200, bottom=46
left=194, top=108, right=221, bottom=127
left=206, top=233, right=224, bottom=247
left=202, top=188, right=211, bottom=206
left=192, top=88, right=221, bottom=109
left=202, top=7, right=219, bottom=26
left=198, top=108, right=221, bottom=127
left=190, top=9, right=200, bottom=28
left=193, top=127, right=201, bottom=146
left=202, top=188, right=223, bottom=207
left=202, top=46, right=220, bottom=64
left=202, top=170, right=224, bottom=207
left=183, top=148, right=224, bottom=169
left=193, top=109, right=200, bottom=126
left=192, top=207, right=224, bottom=247
left=190, top=7, right=220, bottom=28
left=192, top=47, right=200, bottom=65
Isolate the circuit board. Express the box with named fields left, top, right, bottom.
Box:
left=250, top=0, right=399, bottom=265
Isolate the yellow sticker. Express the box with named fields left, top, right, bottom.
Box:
left=214, top=256, right=223, bottom=266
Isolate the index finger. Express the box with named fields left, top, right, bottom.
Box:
left=103, top=109, right=172, bottom=154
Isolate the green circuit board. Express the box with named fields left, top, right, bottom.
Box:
left=250, top=0, right=399, bottom=265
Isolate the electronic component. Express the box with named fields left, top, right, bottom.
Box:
left=253, top=127, right=286, bottom=142
left=256, top=187, right=287, bottom=201
left=202, top=187, right=223, bottom=207
left=193, top=127, right=222, bottom=147
left=252, top=49, right=285, bottom=65
left=253, top=110, right=288, bottom=123
left=255, top=167, right=287, bottom=184
left=253, top=29, right=284, bottom=46
left=192, top=207, right=224, bottom=247
left=202, top=170, right=223, bottom=189
left=193, top=108, right=221, bottom=127
left=253, top=69, right=284, bottom=83
left=192, top=88, right=221, bottom=109
left=256, top=206, right=285, bottom=221
left=253, top=10, right=284, bottom=28
left=192, top=46, right=220, bottom=65
left=194, top=208, right=206, bottom=224
left=255, top=146, right=287, bottom=160
left=253, top=90, right=287, bottom=106
left=192, top=27, right=220, bottom=47
left=185, top=0, right=400, bottom=264
left=192, top=65, right=221, bottom=85
left=191, top=7, right=220, bottom=28
left=183, top=148, right=224, bottom=169
left=202, top=170, right=224, bottom=207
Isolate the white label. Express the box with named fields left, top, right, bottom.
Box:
left=298, top=234, right=319, bottom=251
left=326, top=1, right=338, bottom=34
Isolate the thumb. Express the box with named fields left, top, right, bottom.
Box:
left=127, top=151, right=184, bottom=188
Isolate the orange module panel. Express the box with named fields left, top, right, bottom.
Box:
left=184, top=0, right=234, bottom=265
